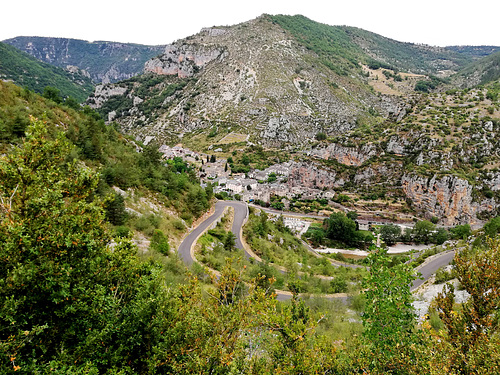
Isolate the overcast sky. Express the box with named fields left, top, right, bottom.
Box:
left=2, top=0, right=499, bottom=47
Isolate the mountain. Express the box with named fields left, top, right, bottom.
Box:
left=88, top=14, right=496, bottom=148
left=453, top=50, right=500, bottom=87
left=83, top=14, right=500, bottom=225
left=3, top=36, right=165, bottom=84
left=0, top=42, right=94, bottom=102
left=88, top=15, right=409, bottom=147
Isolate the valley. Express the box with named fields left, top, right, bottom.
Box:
left=1, top=12, right=500, bottom=374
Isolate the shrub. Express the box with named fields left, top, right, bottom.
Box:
left=150, top=229, right=170, bottom=255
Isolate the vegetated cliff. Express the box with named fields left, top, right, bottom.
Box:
left=3, top=36, right=165, bottom=84
left=0, top=42, right=94, bottom=101
left=293, top=85, right=500, bottom=224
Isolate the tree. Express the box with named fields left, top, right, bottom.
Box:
left=310, top=227, right=326, bottom=247
left=150, top=229, right=170, bottom=255
left=104, top=191, right=126, bottom=225
left=433, top=227, right=449, bottom=245
left=0, top=118, right=109, bottom=368
left=42, top=86, right=62, bottom=104
left=267, top=172, right=277, bottom=183
left=413, top=220, right=436, bottom=244
left=401, top=226, right=413, bottom=243
left=484, top=216, right=500, bottom=237
left=315, top=132, right=327, bottom=141
left=380, top=224, right=402, bottom=246
left=362, top=247, right=429, bottom=373
left=346, top=210, right=358, bottom=221
left=0, top=118, right=165, bottom=372
left=324, top=212, right=357, bottom=245
left=224, top=231, right=237, bottom=251
left=241, top=154, right=250, bottom=166
left=64, top=96, right=81, bottom=110
left=432, top=237, right=500, bottom=374
left=449, top=223, right=472, bottom=240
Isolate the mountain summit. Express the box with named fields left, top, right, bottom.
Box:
left=87, top=15, right=489, bottom=148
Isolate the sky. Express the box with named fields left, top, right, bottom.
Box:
left=2, top=0, right=500, bottom=47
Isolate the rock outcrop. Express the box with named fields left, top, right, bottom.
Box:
left=402, top=174, right=495, bottom=225
left=144, top=44, right=224, bottom=78
left=309, top=143, right=378, bottom=166
left=287, top=162, right=343, bottom=189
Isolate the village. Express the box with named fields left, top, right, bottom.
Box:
left=158, top=144, right=335, bottom=207
left=156, top=144, right=420, bottom=235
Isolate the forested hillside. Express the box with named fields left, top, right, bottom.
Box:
left=3, top=36, right=165, bottom=84
left=0, top=42, right=94, bottom=102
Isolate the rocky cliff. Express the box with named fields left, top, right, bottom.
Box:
left=402, top=174, right=497, bottom=226
left=88, top=16, right=400, bottom=147
left=3, top=36, right=165, bottom=83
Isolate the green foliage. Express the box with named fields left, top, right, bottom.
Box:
left=413, top=220, right=436, bottom=244
left=42, top=86, right=63, bottom=103
left=434, top=266, right=454, bottom=284
left=432, top=237, right=500, bottom=374
left=324, top=212, right=357, bottom=245
left=315, top=131, right=327, bottom=141
left=269, top=14, right=363, bottom=75
left=449, top=223, right=472, bottom=240
left=150, top=229, right=170, bottom=255
left=434, top=227, right=449, bottom=245
left=223, top=231, right=237, bottom=251
left=0, top=118, right=166, bottom=372
left=484, top=216, right=500, bottom=237
left=0, top=42, right=94, bottom=102
left=104, top=192, right=127, bottom=225
left=362, top=247, right=428, bottom=373
left=380, top=223, right=402, bottom=246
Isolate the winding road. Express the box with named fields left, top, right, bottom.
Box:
left=177, top=200, right=456, bottom=299
left=178, top=200, right=250, bottom=265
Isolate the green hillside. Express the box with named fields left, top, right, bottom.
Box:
left=3, top=36, right=165, bottom=83
left=456, top=50, right=500, bottom=86
left=268, top=15, right=477, bottom=75
left=0, top=42, right=94, bottom=102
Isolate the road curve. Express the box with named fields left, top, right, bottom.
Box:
left=178, top=200, right=456, bottom=299
left=411, top=250, right=455, bottom=291
left=177, top=200, right=249, bottom=265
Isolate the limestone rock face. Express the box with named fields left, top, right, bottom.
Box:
left=287, top=162, right=343, bottom=189
left=309, top=143, right=378, bottom=166
left=260, top=116, right=295, bottom=146
left=401, top=174, right=495, bottom=225
left=144, top=44, right=225, bottom=78
left=90, top=84, right=127, bottom=108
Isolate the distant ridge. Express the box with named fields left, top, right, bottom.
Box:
left=0, top=42, right=94, bottom=101
left=3, top=36, right=165, bottom=84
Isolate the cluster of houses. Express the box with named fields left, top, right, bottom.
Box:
left=157, top=144, right=335, bottom=207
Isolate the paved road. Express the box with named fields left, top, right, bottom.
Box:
left=411, top=250, right=456, bottom=291
left=177, top=200, right=249, bottom=265
left=178, top=200, right=456, bottom=300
